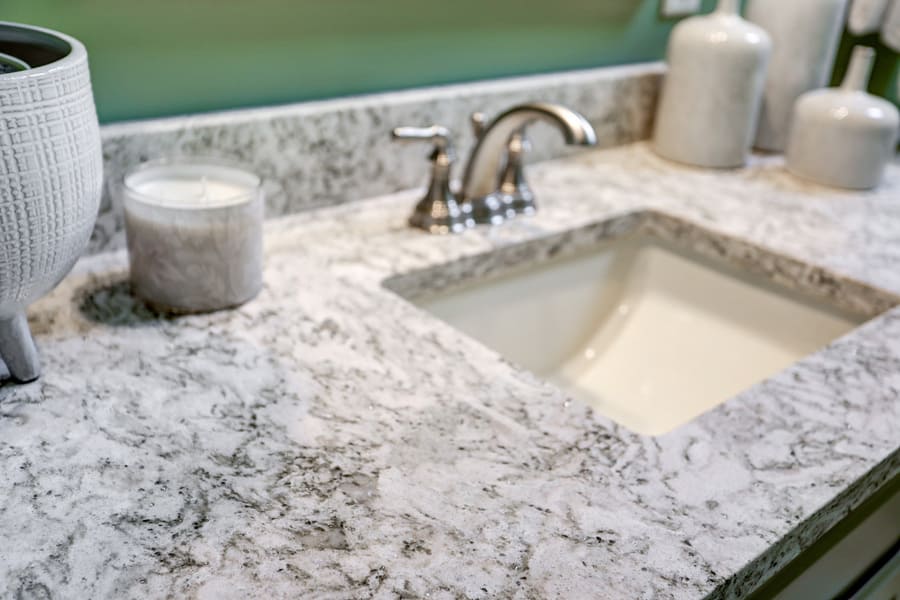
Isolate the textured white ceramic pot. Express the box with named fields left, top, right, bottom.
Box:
left=745, top=0, right=847, bottom=152
left=653, top=0, right=771, bottom=168
left=786, top=47, right=899, bottom=190
left=0, top=22, right=103, bottom=382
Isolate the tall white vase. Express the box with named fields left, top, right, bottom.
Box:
left=746, top=0, right=847, bottom=152
left=0, top=22, right=103, bottom=382
left=653, top=0, right=771, bottom=168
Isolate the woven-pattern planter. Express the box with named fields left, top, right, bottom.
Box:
left=0, top=21, right=102, bottom=382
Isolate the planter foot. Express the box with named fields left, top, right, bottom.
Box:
left=0, top=312, right=41, bottom=383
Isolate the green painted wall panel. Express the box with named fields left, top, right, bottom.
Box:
left=2, top=0, right=895, bottom=124
left=2, top=0, right=717, bottom=122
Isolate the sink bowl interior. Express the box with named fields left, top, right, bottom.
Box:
left=393, top=217, right=875, bottom=435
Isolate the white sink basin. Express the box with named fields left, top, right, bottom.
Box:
left=406, top=230, right=868, bottom=435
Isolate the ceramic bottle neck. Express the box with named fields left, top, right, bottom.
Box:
left=715, top=0, right=740, bottom=15
left=841, top=46, right=875, bottom=92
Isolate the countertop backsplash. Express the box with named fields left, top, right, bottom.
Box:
left=91, top=63, right=662, bottom=254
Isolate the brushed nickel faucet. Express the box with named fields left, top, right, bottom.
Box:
left=393, top=102, right=597, bottom=233
left=461, top=102, right=596, bottom=225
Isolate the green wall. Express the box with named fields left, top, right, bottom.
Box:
left=2, top=0, right=896, bottom=124
left=2, top=0, right=717, bottom=123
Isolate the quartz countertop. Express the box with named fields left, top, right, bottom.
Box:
left=2, top=143, right=898, bottom=599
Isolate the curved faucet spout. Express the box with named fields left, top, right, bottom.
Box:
left=460, top=102, right=597, bottom=202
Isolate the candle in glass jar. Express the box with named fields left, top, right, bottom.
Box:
left=122, top=159, right=264, bottom=313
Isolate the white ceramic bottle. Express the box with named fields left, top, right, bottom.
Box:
left=786, top=46, right=899, bottom=190
left=652, top=0, right=771, bottom=168
left=847, top=0, right=890, bottom=35
left=882, top=0, right=900, bottom=52
left=745, top=0, right=847, bottom=152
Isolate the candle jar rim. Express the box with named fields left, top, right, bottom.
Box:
left=122, top=156, right=263, bottom=210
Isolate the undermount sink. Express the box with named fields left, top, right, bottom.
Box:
left=389, top=213, right=877, bottom=435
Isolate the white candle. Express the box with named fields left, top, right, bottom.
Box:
left=122, top=159, right=264, bottom=313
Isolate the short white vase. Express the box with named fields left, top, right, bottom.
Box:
left=652, top=0, right=771, bottom=168
left=0, top=22, right=103, bottom=382
left=745, top=0, right=847, bottom=152
left=786, top=46, right=899, bottom=190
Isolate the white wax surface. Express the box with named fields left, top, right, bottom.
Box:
left=124, top=163, right=260, bottom=210
left=131, top=178, right=251, bottom=208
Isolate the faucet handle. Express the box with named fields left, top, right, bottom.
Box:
left=392, top=125, right=454, bottom=156
left=497, top=129, right=536, bottom=216
left=391, top=125, right=472, bottom=234
left=470, top=112, right=487, bottom=139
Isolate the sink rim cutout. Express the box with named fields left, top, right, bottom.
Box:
left=384, top=210, right=900, bottom=436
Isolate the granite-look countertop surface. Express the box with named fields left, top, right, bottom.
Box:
left=2, top=143, right=899, bottom=599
